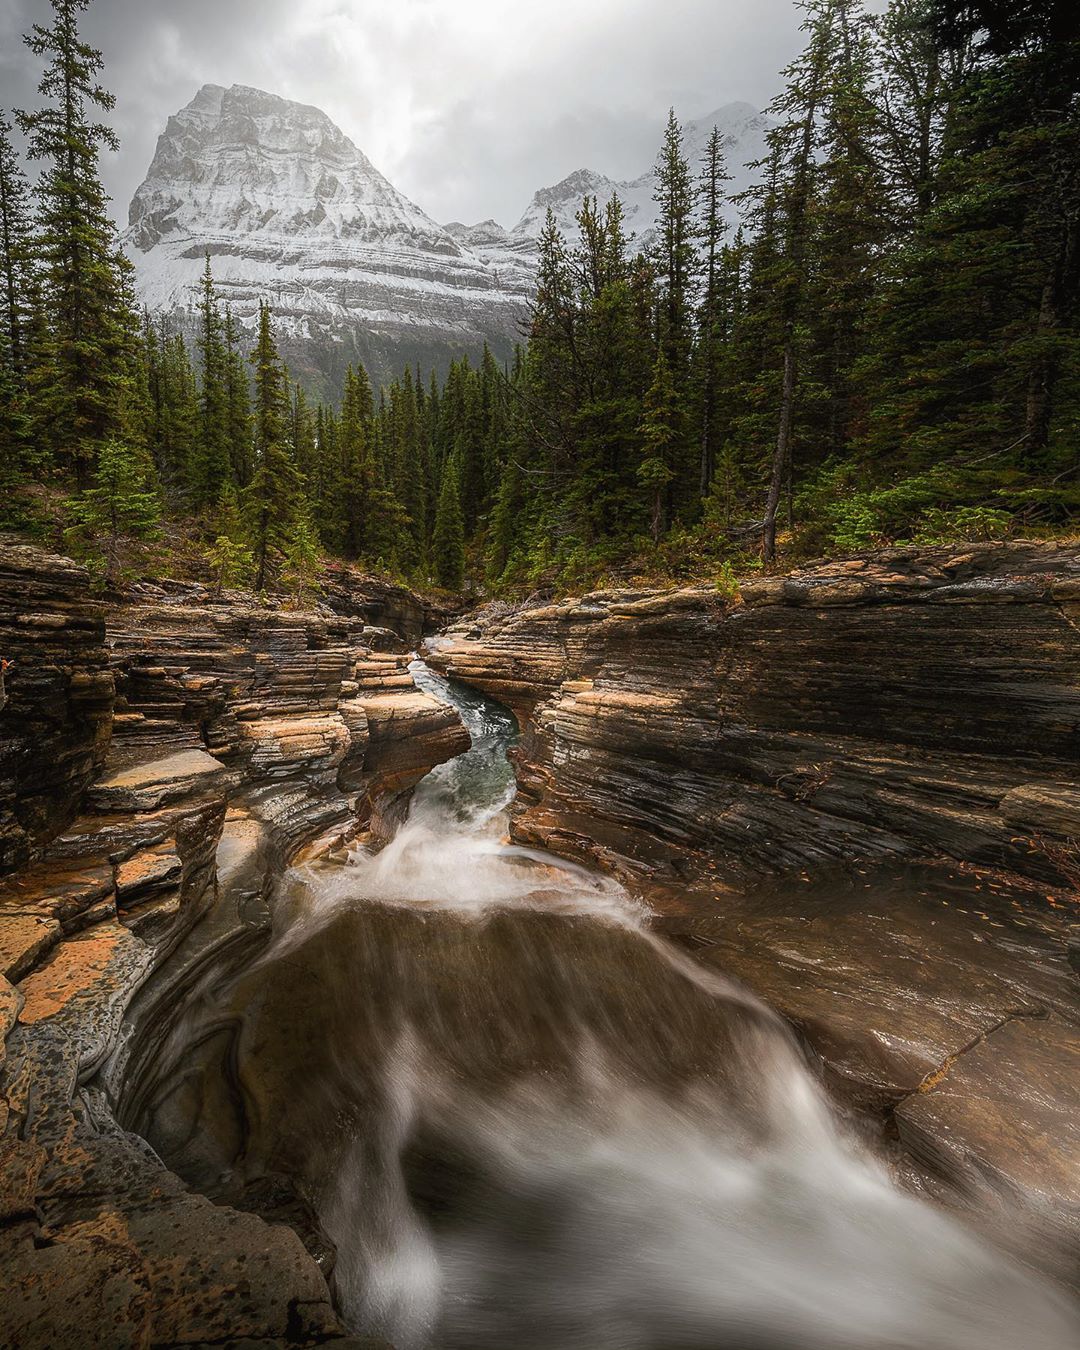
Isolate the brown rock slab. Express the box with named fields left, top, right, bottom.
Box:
left=895, top=1013, right=1080, bottom=1233
left=0, top=911, right=62, bottom=983
left=87, top=748, right=229, bottom=812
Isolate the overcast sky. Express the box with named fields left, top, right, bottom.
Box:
left=1, top=0, right=810, bottom=228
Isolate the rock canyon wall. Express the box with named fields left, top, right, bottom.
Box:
left=2, top=540, right=1079, bottom=1344
left=429, top=543, right=1080, bottom=1276
left=0, top=544, right=464, bottom=1349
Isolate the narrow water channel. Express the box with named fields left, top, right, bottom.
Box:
left=124, top=664, right=1079, bottom=1350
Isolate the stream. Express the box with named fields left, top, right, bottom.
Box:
left=122, top=663, right=1080, bottom=1350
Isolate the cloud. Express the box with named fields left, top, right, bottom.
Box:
left=4, top=0, right=807, bottom=227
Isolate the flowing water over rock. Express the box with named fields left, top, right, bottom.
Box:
left=121, top=664, right=1080, bottom=1350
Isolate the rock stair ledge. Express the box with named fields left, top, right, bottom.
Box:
left=0, top=545, right=463, bottom=1349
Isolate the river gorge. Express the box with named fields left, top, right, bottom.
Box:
left=1, top=541, right=1079, bottom=1348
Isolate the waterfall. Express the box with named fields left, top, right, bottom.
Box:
left=131, top=663, right=1080, bottom=1350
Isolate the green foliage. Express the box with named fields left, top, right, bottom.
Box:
left=17, top=0, right=129, bottom=485
left=913, top=505, right=1013, bottom=544
left=242, top=303, right=315, bottom=592
left=2, top=0, right=1076, bottom=601
left=715, top=560, right=741, bottom=602
left=432, top=458, right=465, bottom=590
left=63, top=437, right=161, bottom=583
left=205, top=534, right=254, bottom=592
left=279, top=512, right=322, bottom=603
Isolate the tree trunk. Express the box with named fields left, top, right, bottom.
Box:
left=1023, top=272, right=1061, bottom=462
left=763, top=340, right=796, bottom=564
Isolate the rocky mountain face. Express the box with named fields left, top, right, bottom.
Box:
left=453, top=102, right=772, bottom=281
left=127, top=90, right=770, bottom=395
left=0, top=543, right=465, bottom=1347
left=125, top=84, right=529, bottom=395
left=429, top=543, right=1080, bottom=1278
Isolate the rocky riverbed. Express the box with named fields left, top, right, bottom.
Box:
left=0, top=544, right=463, bottom=1348
left=428, top=542, right=1080, bottom=1282
left=1, top=539, right=1079, bottom=1345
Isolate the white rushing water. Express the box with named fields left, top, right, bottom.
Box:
left=259, top=664, right=1080, bottom=1350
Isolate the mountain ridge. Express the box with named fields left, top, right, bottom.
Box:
left=125, top=83, right=528, bottom=395
left=125, top=86, right=768, bottom=395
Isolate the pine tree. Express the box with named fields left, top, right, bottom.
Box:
left=651, top=110, right=698, bottom=519
left=63, top=436, right=161, bottom=583
left=0, top=114, right=35, bottom=506
left=150, top=321, right=199, bottom=490
left=758, top=0, right=833, bottom=561
left=205, top=482, right=254, bottom=593
left=432, top=456, right=465, bottom=589
left=653, top=109, right=698, bottom=370
left=223, top=308, right=252, bottom=486
left=291, top=382, right=317, bottom=482
left=637, top=348, right=679, bottom=544
left=457, top=371, right=487, bottom=536
left=696, top=125, right=731, bottom=497
left=193, top=253, right=232, bottom=505
left=0, top=113, right=33, bottom=381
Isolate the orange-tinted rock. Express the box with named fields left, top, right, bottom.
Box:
left=0, top=550, right=464, bottom=1347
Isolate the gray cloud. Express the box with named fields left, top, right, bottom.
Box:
left=3, top=0, right=809, bottom=228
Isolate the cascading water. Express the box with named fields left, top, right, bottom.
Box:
left=125, top=663, right=1080, bottom=1350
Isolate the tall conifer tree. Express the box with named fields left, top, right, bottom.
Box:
left=17, top=0, right=128, bottom=485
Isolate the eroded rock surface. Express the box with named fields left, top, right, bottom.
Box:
left=0, top=545, right=461, bottom=1348
left=429, top=543, right=1080, bottom=1275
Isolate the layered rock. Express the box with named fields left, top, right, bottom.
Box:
left=429, top=542, right=1080, bottom=1272
left=0, top=545, right=114, bottom=873
left=0, top=546, right=466, bottom=1348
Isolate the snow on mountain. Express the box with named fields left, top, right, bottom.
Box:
left=125, top=84, right=529, bottom=393
left=455, top=102, right=771, bottom=275
left=126, top=89, right=770, bottom=392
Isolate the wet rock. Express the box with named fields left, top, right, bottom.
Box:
left=0, top=546, right=113, bottom=871
left=429, top=542, right=1080, bottom=1269
left=88, top=747, right=230, bottom=812
left=895, top=1012, right=1080, bottom=1254
left=0, top=544, right=468, bottom=1347
left=430, top=543, right=1080, bottom=889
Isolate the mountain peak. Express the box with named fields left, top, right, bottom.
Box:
left=507, top=103, right=770, bottom=247
left=123, top=86, right=528, bottom=393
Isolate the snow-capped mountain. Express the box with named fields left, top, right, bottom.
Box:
left=125, top=84, right=529, bottom=393
left=458, top=103, right=771, bottom=276
left=126, top=88, right=769, bottom=394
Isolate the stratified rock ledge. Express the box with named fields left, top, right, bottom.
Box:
left=429, top=542, right=1080, bottom=1280
left=0, top=545, right=462, bottom=1349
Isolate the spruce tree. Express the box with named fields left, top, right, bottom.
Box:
left=152, top=323, right=199, bottom=489
left=757, top=0, right=832, bottom=561
left=243, top=304, right=315, bottom=592
left=17, top=0, right=128, bottom=486
left=223, top=308, right=252, bottom=486
left=0, top=113, right=33, bottom=380
left=696, top=125, right=731, bottom=497
left=651, top=110, right=697, bottom=519
left=63, top=436, right=161, bottom=583
left=0, top=114, right=35, bottom=505
left=637, top=348, right=679, bottom=544
left=432, top=456, right=465, bottom=589
left=193, top=253, right=232, bottom=505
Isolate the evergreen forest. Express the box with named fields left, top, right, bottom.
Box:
left=1, top=0, right=1077, bottom=597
